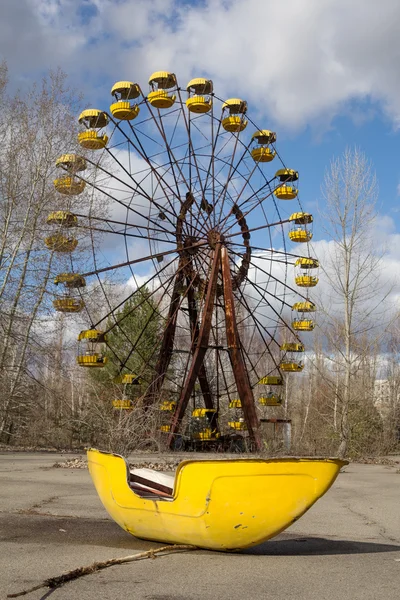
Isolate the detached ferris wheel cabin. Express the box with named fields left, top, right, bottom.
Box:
left=46, top=71, right=319, bottom=451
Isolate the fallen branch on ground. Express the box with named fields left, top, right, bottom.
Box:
left=7, top=544, right=197, bottom=598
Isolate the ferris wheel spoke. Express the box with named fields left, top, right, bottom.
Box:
left=232, top=283, right=282, bottom=374
left=219, top=181, right=278, bottom=235
left=75, top=222, right=178, bottom=245
left=241, top=273, right=303, bottom=342
left=231, top=242, right=310, bottom=265
left=112, top=266, right=179, bottom=372
left=224, top=218, right=291, bottom=241
left=80, top=239, right=207, bottom=278
left=91, top=255, right=178, bottom=330
left=75, top=169, right=177, bottom=236
left=126, top=119, right=209, bottom=239
left=214, top=134, right=254, bottom=226
left=109, top=117, right=184, bottom=225
left=73, top=213, right=175, bottom=238
left=175, top=89, right=215, bottom=234
left=143, top=102, right=194, bottom=201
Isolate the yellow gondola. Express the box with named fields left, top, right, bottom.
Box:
left=289, top=212, right=313, bottom=224
left=45, top=234, right=78, bottom=252
left=77, top=354, right=107, bottom=367
left=47, top=211, right=77, bottom=227
left=78, top=109, right=109, bottom=149
left=259, top=394, right=282, bottom=406
left=160, top=425, right=171, bottom=432
left=288, top=212, right=313, bottom=242
left=289, top=229, right=312, bottom=242
left=280, top=361, right=304, bottom=372
left=56, top=154, right=87, bottom=172
left=110, top=101, right=140, bottom=120
left=186, top=78, right=213, bottom=113
left=186, top=96, right=212, bottom=113
left=250, top=130, right=276, bottom=163
left=160, top=401, right=176, bottom=411
left=54, top=273, right=86, bottom=288
left=192, top=408, right=216, bottom=417
left=292, top=319, right=315, bottom=331
left=228, top=399, right=242, bottom=408
left=78, top=109, right=108, bottom=128
left=78, top=130, right=108, bottom=150
left=222, top=98, right=248, bottom=132
left=228, top=420, right=247, bottom=430
left=274, top=185, right=298, bottom=200
left=295, top=257, right=319, bottom=269
left=113, top=399, right=133, bottom=410
left=148, top=71, right=176, bottom=108
left=53, top=177, right=85, bottom=195
left=110, top=80, right=141, bottom=120
left=77, top=330, right=107, bottom=368
left=258, top=375, right=283, bottom=385
left=280, top=342, right=304, bottom=352
left=275, top=168, right=299, bottom=182
left=274, top=169, right=299, bottom=200
left=88, top=448, right=346, bottom=551
left=292, top=300, right=316, bottom=312
left=53, top=297, right=84, bottom=313
left=192, top=428, right=219, bottom=440
left=295, top=275, right=319, bottom=287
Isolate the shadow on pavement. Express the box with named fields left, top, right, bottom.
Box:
left=245, top=534, right=400, bottom=555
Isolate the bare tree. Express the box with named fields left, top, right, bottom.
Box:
left=0, top=64, right=92, bottom=441
left=317, top=147, right=394, bottom=457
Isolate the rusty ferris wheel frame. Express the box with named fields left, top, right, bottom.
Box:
left=51, top=73, right=316, bottom=451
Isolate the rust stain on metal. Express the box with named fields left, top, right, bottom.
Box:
left=167, top=244, right=222, bottom=447
left=221, top=246, right=262, bottom=450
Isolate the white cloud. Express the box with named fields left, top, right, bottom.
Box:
left=3, top=0, right=400, bottom=130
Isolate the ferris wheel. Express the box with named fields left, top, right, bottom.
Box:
left=45, top=71, right=319, bottom=451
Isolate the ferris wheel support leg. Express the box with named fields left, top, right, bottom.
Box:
left=167, top=245, right=222, bottom=448
left=143, top=263, right=185, bottom=408
left=187, top=283, right=217, bottom=431
left=221, top=247, right=262, bottom=451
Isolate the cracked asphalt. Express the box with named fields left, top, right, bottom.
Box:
left=1, top=452, right=399, bottom=600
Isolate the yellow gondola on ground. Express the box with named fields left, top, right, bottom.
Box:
left=87, top=448, right=346, bottom=551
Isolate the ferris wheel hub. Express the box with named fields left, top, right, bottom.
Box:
left=207, top=229, right=224, bottom=249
